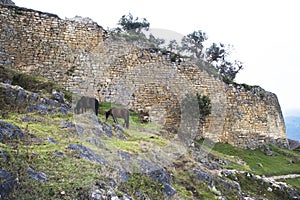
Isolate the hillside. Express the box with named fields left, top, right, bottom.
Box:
left=0, top=67, right=300, bottom=199
left=285, top=116, right=300, bottom=141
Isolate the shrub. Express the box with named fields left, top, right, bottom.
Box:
left=197, top=93, right=211, bottom=123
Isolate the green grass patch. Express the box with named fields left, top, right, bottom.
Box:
left=172, top=171, right=217, bottom=199
left=125, top=129, right=167, bottom=146
left=99, top=102, right=113, bottom=115
left=279, top=178, right=300, bottom=189
left=120, top=173, right=164, bottom=199
left=3, top=144, right=105, bottom=199
left=212, top=142, right=300, bottom=176
left=102, top=139, right=141, bottom=153
left=0, top=112, right=113, bottom=199
left=1, top=112, right=76, bottom=143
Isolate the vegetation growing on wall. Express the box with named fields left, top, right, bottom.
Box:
left=0, top=67, right=72, bottom=101
left=197, top=93, right=212, bottom=124
left=114, top=13, right=244, bottom=83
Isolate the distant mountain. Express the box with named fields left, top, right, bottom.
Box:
left=285, top=116, right=300, bottom=141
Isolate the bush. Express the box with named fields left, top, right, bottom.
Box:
left=197, top=93, right=211, bottom=123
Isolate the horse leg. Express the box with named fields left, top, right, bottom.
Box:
left=112, top=115, right=118, bottom=124
left=122, top=117, right=126, bottom=128
left=122, top=117, right=125, bottom=127
left=125, top=116, right=129, bottom=128
left=95, top=99, right=99, bottom=116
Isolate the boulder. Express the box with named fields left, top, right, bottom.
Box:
left=194, top=170, right=213, bottom=186
left=0, top=168, right=17, bottom=198
left=0, top=149, right=7, bottom=160
left=68, top=144, right=108, bottom=166
left=47, top=138, right=58, bottom=144
left=216, top=177, right=242, bottom=196
left=162, top=183, right=176, bottom=197
left=0, top=120, right=23, bottom=141
left=288, top=139, right=300, bottom=150
left=52, top=89, right=65, bottom=103
left=59, top=121, right=74, bottom=129
left=28, top=167, right=48, bottom=182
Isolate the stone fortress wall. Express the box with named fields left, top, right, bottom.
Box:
left=0, top=4, right=288, bottom=148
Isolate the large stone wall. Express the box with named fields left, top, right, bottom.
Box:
left=0, top=4, right=105, bottom=88
left=0, top=4, right=289, bottom=148
left=224, top=85, right=287, bottom=148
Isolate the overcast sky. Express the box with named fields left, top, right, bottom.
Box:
left=13, top=0, right=300, bottom=117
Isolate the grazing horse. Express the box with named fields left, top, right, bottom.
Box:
left=75, top=96, right=99, bottom=116
left=106, top=108, right=130, bottom=128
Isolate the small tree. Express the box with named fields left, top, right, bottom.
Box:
left=148, top=34, right=165, bottom=47
left=205, top=43, right=243, bottom=82
left=197, top=94, right=211, bottom=124
left=167, top=39, right=179, bottom=53
left=205, top=42, right=227, bottom=63
left=118, top=13, right=150, bottom=33
left=180, top=30, right=208, bottom=59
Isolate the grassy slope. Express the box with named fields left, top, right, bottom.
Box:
left=0, top=110, right=218, bottom=199
left=211, top=142, right=300, bottom=176
left=210, top=142, right=300, bottom=196
left=282, top=178, right=300, bottom=189
left=2, top=110, right=299, bottom=199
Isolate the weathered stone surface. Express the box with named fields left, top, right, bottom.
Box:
left=0, top=119, right=23, bottom=140
left=86, top=138, right=103, bottom=147
left=47, top=137, right=58, bottom=144
left=288, top=139, right=300, bottom=150
left=27, top=167, right=48, bottom=182
left=0, top=168, right=17, bottom=198
left=216, top=177, right=242, bottom=196
left=68, top=144, right=107, bottom=166
left=194, top=169, right=213, bottom=186
left=59, top=121, right=74, bottom=129
left=0, top=149, right=8, bottom=160
left=52, top=89, right=65, bottom=103
left=0, top=82, right=71, bottom=115
left=162, top=183, right=176, bottom=197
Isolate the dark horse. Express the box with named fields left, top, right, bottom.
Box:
left=106, top=108, right=130, bottom=128
left=75, top=96, right=99, bottom=116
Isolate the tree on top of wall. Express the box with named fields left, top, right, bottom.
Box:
left=180, top=30, right=208, bottom=59
left=117, top=13, right=150, bottom=33
left=205, top=43, right=243, bottom=83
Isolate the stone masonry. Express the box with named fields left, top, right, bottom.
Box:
left=0, top=4, right=289, bottom=148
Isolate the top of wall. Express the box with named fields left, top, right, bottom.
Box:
left=0, top=3, right=59, bottom=18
